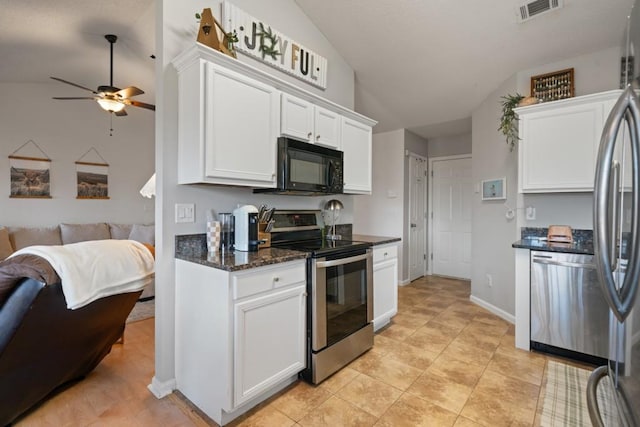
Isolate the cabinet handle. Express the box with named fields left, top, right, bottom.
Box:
left=307, top=132, right=312, bottom=138
left=384, top=252, right=388, bottom=256
left=273, top=277, right=280, bottom=282
left=316, top=134, right=321, bottom=140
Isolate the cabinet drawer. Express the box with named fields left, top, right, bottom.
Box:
left=233, top=262, right=306, bottom=300
left=373, top=245, right=397, bottom=263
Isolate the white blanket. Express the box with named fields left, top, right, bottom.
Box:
left=11, top=240, right=155, bottom=310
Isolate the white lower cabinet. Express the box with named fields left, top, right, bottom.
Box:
left=372, top=244, right=398, bottom=331
left=233, top=285, right=306, bottom=406
left=175, top=259, right=306, bottom=425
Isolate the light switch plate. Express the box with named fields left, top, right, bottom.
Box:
left=175, top=203, right=195, bottom=223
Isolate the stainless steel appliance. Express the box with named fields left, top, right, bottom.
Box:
left=269, top=210, right=373, bottom=384
left=587, top=2, right=640, bottom=424
left=253, top=138, right=343, bottom=195
left=530, top=251, right=609, bottom=364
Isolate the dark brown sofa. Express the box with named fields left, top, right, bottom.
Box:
left=0, top=277, right=141, bottom=426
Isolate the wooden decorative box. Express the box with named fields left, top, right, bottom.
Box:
left=531, top=68, right=574, bottom=103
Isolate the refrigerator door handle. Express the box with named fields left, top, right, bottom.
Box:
left=594, top=86, right=640, bottom=322
left=586, top=365, right=608, bottom=427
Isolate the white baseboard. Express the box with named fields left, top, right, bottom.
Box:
left=399, top=278, right=410, bottom=286
left=148, top=376, right=176, bottom=399
left=470, top=295, right=515, bottom=324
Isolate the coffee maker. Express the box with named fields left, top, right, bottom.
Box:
left=233, top=205, right=259, bottom=252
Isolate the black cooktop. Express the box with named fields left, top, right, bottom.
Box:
left=275, top=239, right=371, bottom=258
left=268, top=209, right=371, bottom=257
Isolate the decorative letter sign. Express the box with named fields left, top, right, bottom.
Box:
left=222, top=2, right=328, bottom=90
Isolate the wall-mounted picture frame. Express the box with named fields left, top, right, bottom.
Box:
left=481, top=177, right=506, bottom=201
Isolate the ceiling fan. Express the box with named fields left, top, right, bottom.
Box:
left=50, top=34, right=155, bottom=116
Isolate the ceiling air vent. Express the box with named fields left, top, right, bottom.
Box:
left=517, top=0, right=563, bottom=22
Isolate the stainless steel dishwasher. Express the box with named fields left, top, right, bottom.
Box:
left=530, top=250, right=610, bottom=363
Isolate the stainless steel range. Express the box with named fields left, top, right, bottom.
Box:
left=269, top=210, right=373, bottom=384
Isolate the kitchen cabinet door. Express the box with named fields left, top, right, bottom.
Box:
left=205, top=64, right=279, bottom=187
left=281, top=93, right=314, bottom=142
left=177, top=60, right=279, bottom=187
left=313, top=106, right=341, bottom=149
left=281, top=93, right=341, bottom=149
left=342, top=117, right=373, bottom=194
left=516, top=90, right=622, bottom=193
left=233, top=284, right=306, bottom=407
left=372, top=244, right=398, bottom=331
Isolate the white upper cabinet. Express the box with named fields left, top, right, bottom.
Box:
left=342, top=116, right=373, bottom=194
left=172, top=44, right=376, bottom=189
left=281, top=93, right=341, bottom=149
left=175, top=60, right=279, bottom=187
left=516, top=90, right=622, bottom=193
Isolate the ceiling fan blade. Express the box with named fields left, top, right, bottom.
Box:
left=50, top=77, right=98, bottom=94
left=114, top=109, right=128, bottom=117
left=52, top=97, right=97, bottom=100
left=115, top=86, right=144, bottom=99
left=127, top=100, right=156, bottom=111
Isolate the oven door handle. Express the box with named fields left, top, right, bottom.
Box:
left=315, top=253, right=370, bottom=268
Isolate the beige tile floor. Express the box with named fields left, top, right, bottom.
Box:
left=16, top=275, right=577, bottom=426
left=229, top=275, right=557, bottom=427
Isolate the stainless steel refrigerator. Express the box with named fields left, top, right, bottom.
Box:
left=587, top=2, right=640, bottom=425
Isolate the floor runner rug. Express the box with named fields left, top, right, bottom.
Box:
left=540, top=360, right=619, bottom=427
left=126, top=298, right=155, bottom=323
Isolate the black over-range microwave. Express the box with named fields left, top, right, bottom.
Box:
left=254, top=137, right=344, bottom=195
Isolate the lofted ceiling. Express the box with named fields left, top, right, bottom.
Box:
left=0, top=0, right=156, bottom=108
left=0, top=1, right=635, bottom=139
left=294, top=0, right=634, bottom=138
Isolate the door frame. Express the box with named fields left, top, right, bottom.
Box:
left=427, top=154, right=472, bottom=276
left=407, top=152, right=428, bottom=281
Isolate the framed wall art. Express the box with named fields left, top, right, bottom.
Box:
left=75, top=148, right=109, bottom=199
left=9, top=140, right=52, bottom=199
left=481, top=177, right=506, bottom=201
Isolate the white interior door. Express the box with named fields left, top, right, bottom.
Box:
left=431, top=157, right=472, bottom=279
left=408, top=155, right=427, bottom=281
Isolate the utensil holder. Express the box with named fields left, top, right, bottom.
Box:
left=258, top=222, right=271, bottom=249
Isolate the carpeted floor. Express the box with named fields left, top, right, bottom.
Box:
left=540, top=360, right=619, bottom=427
left=126, top=298, right=155, bottom=323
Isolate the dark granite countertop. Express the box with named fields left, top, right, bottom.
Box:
left=175, top=234, right=308, bottom=272
left=351, top=234, right=401, bottom=246
left=513, top=227, right=594, bottom=254
left=512, top=238, right=594, bottom=255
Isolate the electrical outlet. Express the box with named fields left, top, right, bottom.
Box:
left=175, top=203, right=195, bottom=223
left=526, top=206, right=536, bottom=220
left=486, top=274, right=493, bottom=287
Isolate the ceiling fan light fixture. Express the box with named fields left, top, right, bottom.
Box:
left=97, top=98, right=125, bottom=113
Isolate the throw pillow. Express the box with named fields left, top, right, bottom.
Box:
left=9, top=226, right=62, bottom=250
left=60, top=223, right=111, bottom=245
left=0, top=227, right=14, bottom=260
left=129, top=224, right=155, bottom=245
left=109, top=223, right=133, bottom=240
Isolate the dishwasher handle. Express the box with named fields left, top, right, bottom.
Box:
left=532, top=257, right=596, bottom=270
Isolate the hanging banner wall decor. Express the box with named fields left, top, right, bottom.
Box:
left=9, top=140, right=52, bottom=199
left=75, top=148, right=109, bottom=199
left=222, top=1, right=328, bottom=90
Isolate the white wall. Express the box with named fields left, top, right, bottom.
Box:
left=353, top=129, right=405, bottom=277
left=154, top=0, right=358, bottom=394
left=0, top=82, right=154, bottom=227
left=470, top=46, right=622, bottom=318
left=427, top=133, right=472, bottom=158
